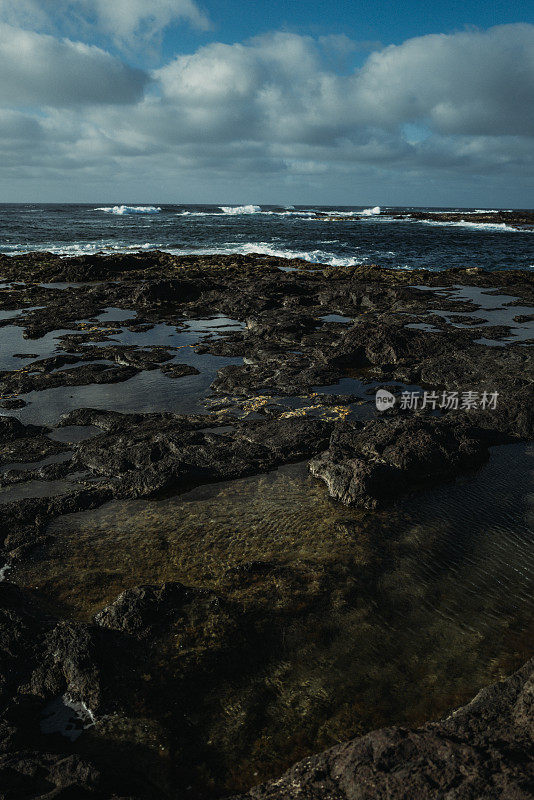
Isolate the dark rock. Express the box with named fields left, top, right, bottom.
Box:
left=310, top=416, right=491, bottom=507
left=160, top=363, right=200, bottom=379
left=0, top=417, right=68, bottom=468
left=73, top=415, right=333, bottom=497
left=0, top=399, right=27, bottom=410
left=0, top=416, right=43, bottom=442
left=0, top=363, right=138, bottom=395
left=94, top=582, right=220, bottom=637
left=0, top=253, right=532, bottom=800
left=388, top=209, right=534, bottom=228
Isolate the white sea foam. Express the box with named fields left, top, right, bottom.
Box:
left=166, top=242, right=366, bottom=267
left=3, top=239, right=364, bottom=265
left=420, top=208, right=513, bottom=215
left=94, top=205, right=161, bottom=215
left=219, top=205, right=262, bottom=214
left=177, top=208, right=314, bottom=217
left=1, top=241, right=161, bottom=256
left=421, top=220, right=531, bottom=233
left=361, top=206, right=381, bottom=216
left=311, top=206, right=381, bottom=218
left=176, top=211, right=219, bottom=216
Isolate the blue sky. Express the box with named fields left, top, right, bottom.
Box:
left=0, top=1, right=533, bottom=205
left=162, top=1, right=531, bottom=58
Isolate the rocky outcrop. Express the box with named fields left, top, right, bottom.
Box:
left=72, top=414, right=333, bottom=498
left=309, top=415, right=493, bottom=507
left=388, top=210, right=534, bottom=228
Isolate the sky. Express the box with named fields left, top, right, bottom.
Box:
left=0, top=0, right=533, bottom=206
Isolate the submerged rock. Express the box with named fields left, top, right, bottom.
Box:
left=229, top=658, right=534, bottom=800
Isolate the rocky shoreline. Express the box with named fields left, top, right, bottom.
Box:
left=386, top=210, right=534, bottom=228
left=0, top=252, right=533, bottom=798
left=313, top=210, right=534, bottom=228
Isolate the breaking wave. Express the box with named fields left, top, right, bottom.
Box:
left=312, top=206, right=381, bottom=218
left=166, top=242, right=366, bottom=267
left=219, top=205, right=262, bottom=215
left=177, top=208, right=314, bottom=217
left=421, top=220, right=532, bottom=233
left=361, top=206, right=381, bottom=216
left=94, top=205, right=161, bottom=215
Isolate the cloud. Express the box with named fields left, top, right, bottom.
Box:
left=0, top=0, right=49, bottom=29
left=0, top=22, right=532, bottom=201
left=154, top=25, right=534, bottom=143
left=87, top=0, right=210, bottom=42
left=352, top=24, right=534, bottom=136
left=0, top=23, right=147, bottom=106
left=0, top=0, right=210, bottom=45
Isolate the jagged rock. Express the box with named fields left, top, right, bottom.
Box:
left=73, top=416, right=333, bottom=497
left=310, top=415, right=491, bottom=507
left=94, top=582, right=220, bottom=637
left=0, top=363, right=138, bottom=395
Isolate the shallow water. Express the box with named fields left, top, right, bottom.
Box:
left=426, top=285, right=534, bottom=343
left=1, top=315, right=245, bottom=426
left=0, top=478, right=80, bottom=504
left=0, top=324, right=79, bottom=370
left=11, top=442, right=534, bottom=787
left=1, top=451, right=72, bottom=473
left=11, top=356, right=243, bottom=426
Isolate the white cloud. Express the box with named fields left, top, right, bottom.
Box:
left=0, top=23, right=147, bottom=106
left=88, top=0, right=210, bottom=42
left=0, top=0, right=210, bottom=45
left=352, top=24, right=534, bottom=136
left=154, top=25, right=534, bottom=143
left=0, top=22, right=532, bottom=200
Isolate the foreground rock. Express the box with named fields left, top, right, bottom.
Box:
left=2, top=574, right=533, bottom=800
left=71, top=412, right=333, bottom=497
left=229, top=657, right=534, bottom=800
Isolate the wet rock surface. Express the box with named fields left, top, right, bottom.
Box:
left=309, top=415, right=493, bottom=508
left=0, top=253, right=532, bottom=798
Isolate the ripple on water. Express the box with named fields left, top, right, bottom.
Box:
left=2, top=316, right=245, bottom=425
left=10, top=442, right=534, bottom=788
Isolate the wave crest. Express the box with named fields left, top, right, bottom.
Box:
left=94, top=205, right=161, bottom=215
left=360, top=206, right=381, bottom=216
left=219, top=205, right=261, bottom=215
left=166, top=242, right=365, bottom=267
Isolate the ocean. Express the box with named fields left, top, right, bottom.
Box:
left=1, top=203, right=533, bottom=271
